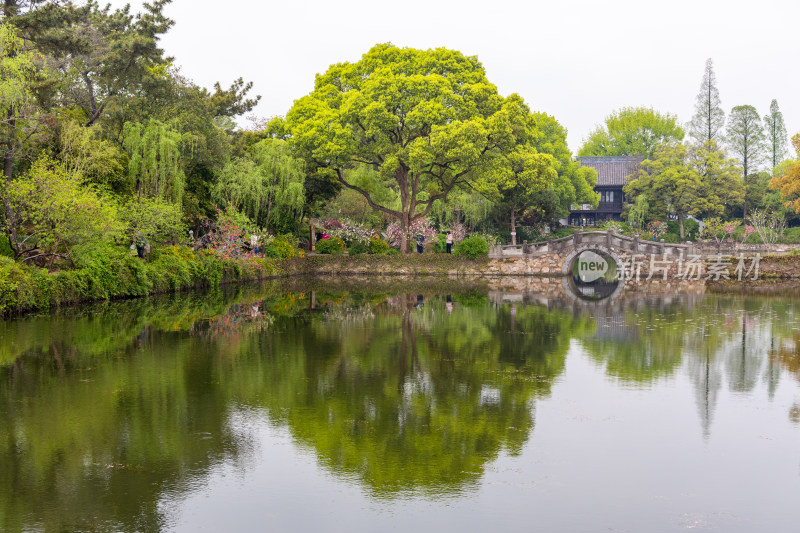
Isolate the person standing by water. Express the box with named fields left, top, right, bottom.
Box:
left=416, top=234, right=424, bottom=254
left=250, top=234, right=260, bottom=255
left=446, top=231, right=453, bottom=254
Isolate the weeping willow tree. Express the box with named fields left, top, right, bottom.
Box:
left=123, top=120, right=185, bottom=203
left=431, top=188, right=495, bottom=231
left=212, top=139, right=305, bottom=231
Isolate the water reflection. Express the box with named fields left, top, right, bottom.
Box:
left=1, top=279, right=800, bottom=531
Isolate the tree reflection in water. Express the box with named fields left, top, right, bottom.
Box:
left=2, top=281, right=800, bottom=531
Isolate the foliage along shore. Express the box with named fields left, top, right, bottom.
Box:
left=0, top=247, right=490, bottom=316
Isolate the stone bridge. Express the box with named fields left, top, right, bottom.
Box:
left=487, top=230, right=697, bottom=277
left=490, top=230, right=696, bottom=260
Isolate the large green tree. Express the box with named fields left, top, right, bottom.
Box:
left=625, top=142, right=743, bottom=238
left=688, top=58, right=726, bottom=144
left=0, top=21, right=38, bottom=183
left=763, top=99, right=788, bottom=170
left=491, top=147, right=557, bottom=245
left=287, top=44, right=544, bottom=252
left=726, top=105, right=766, bottom=219
left=13, top=0, right=174, bottom=127
left=212, top=139, right=306, bottom=232
left=578, top=107, right=685, bottom=159
left=529, top=111, right=598, bottom=220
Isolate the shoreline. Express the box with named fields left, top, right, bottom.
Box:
left=4, top=252, right=800, bottom=317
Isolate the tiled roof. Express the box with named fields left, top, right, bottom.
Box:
left=577, top=156, right=644, bottom=187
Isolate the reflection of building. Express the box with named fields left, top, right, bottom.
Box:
left=568, top=156, right=644, bottom=226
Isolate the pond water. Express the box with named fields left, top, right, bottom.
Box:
left=2, top=278, right=800, bottom=532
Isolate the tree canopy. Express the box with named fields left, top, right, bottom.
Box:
left=287, top=43, right=591, bottom=251
left=624, top=142, right=743, bottom=237
left=578, top=107, right=685, bottom=159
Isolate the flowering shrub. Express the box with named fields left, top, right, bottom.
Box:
left=326, top=218, right=375, bottom=245
left=386, top=218, right=437, bottom=248
left=602, top=220, right=625, bottom=234
left=647, top=221, right=667, bottom=240
left=323, top=219, right=343, bottom=229
left=204, top=208, right=248, bottom=259
left=702, top=218, right=741, bottom=247
left=450, top=222, right=467, bottom=243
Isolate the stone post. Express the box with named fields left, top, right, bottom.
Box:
left=547, top=237, right=553, bottom=253
left=606, top=229, right=613, bottom=247
left=633, top=234, right=639, bottom=253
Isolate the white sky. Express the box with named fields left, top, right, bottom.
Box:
left=110, top=0, right=799, bottom=156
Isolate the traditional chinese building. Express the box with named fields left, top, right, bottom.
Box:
left=568, top=156, right=644, bottom=226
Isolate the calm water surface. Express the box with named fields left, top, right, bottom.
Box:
left=2, top=279, right=800, bottom=532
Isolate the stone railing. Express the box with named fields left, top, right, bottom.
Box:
left=490, top=230, right=696, bottom=259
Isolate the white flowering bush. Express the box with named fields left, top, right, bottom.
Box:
left=386, top=218, right=437, bottom=248
left=326, top=218, right=375, bottom=245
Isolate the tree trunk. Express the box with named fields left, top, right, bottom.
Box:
left=510, top=209, right=517, bottom=246
left=679, top=216, right=685, bottom=240
left=399, top=212, right=410, bottom=254
left=398, top=167, right=411, bottom=253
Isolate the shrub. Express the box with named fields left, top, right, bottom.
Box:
left=434, top=234, right=447, bottom=253
left=368, top=237, right=390, bottom=255
left=316, top=236, right=346, bottom=255
left=454, top=236, right=489, bottom=259
left=348, top=241, right=369, bottom=255
left=781, top=227, right=800, bottom=244
left=264, top=234, right=303, bottom=258
left=386, top=248, right=400, bottom=255
left=0, top=235, right=12, bottom=258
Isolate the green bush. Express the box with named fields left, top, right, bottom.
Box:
left=348, top=241, right=369, bottom=255
left=316, top=236, right=346, bottom=255
left=386, top=248, right=400, bottom=255
left=782, top=227, right=800, bottom=244
left=550, top=226, right=577, bottom=239
left=263, top=234, right=302, bottom=258
left=368, top=237, right=390, bottom=255
left=0, top=235, right=12, bottom=258
left=454, top=236, right=489, bottom=259
left=434, top=233, right=447, bottom=253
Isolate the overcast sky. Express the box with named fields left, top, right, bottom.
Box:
left=110, top=0, right=799, bottom=158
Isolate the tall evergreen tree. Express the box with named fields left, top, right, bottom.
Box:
left=726, top=105, right=766, bottom=220
left=688, top=59, right=726, bottom=144
left=763, top=99, right=788, bottom=170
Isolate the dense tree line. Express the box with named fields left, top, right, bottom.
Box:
left=579, top=57, right=797, bottom=232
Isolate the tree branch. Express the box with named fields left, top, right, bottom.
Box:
left=337, top=168, right=401, bottom=219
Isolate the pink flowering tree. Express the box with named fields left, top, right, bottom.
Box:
left=386, top=218, right=437, bottom=248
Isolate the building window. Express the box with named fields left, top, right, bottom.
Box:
left=600, top=191, right=616, bottom=203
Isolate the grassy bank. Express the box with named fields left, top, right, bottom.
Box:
left=0, top=246, right=283, bottom=316
left=0, top=249, right=489, bottom=316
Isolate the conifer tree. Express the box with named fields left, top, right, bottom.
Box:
left=763, top=99, right=788, bottom=170
left=688, top=59, right=726, bottom=144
